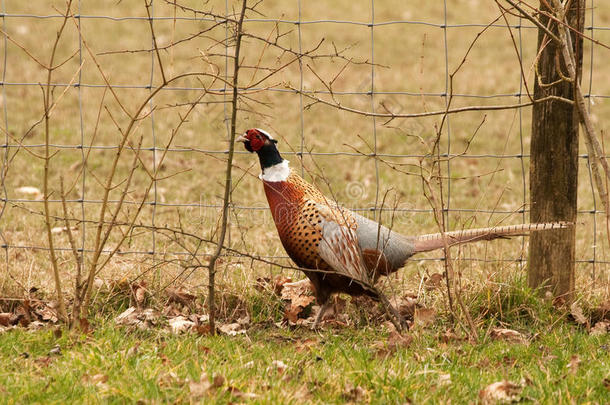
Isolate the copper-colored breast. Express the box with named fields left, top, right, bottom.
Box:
left=263, top=173, right=329, bottom=270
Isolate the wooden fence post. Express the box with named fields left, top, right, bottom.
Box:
left=528, top=1, right=585, bottom=299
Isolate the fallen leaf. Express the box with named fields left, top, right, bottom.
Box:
left=49, top=344, right=61, bottom=355
left=374, top=331, right=413, bottom=356
left=115, top=307, right=160, bottom=330
left=477, top=358, right=491, bottom=368
left=567, top=355, right=581, bottom=375
left=15, top=302, right=32, bottom=326
left=158, top=371, right=186, bottom=387
left=273, top=276, right=293, bottom=295
left=189, top=374, right=212, bottom=400
left=27, top=321, right=46, bottom=330
left=237, top=315, right=250, bottom=327
left=115, top=307, right=137, bottom=323
left=90, top=374, right=109, bottom=385
left=570, top=302, right=588, bottom=325
left=34, top=356, right=53, bottom=368
left=490, top=328, right=529, bottom=345
left=425, top=272, right=444, bottom=290
left=438, top=373, right=452, bottom=387
left=414, top=307, right=436, bottom=328
left=218, top=322, right=246, bottom=336
left=131, top=282, right=147, bottom=306
left=440, top=329, right=463, bottom=343
left=212, top=374, right=225, bottom=388
left=343, top=383, right=367, bottom=402
left=227, top=385, right=258, bottom=399
left=281, top=279, right=314, bottom=301
left=257, top=276, right=293, bottom=295
left=158, top=353, right=171, bottom=366
left=267, top=360, right=288, bottom=374
left=382, top=320, right=397, bottom=333
left=34, top=304, right=59, bottom=324
left=388, top=331, right=413, bottom=349
left=0, top=313, right=12, bottom=326
left=281, top=279, right=316, bottom=323
left=295, top=338, right=318, bottom=353
left=166, top=288, right=196, bottom=308
left=290, top=384, right=312, bottom=401
left=168, top=316, right=195, bottom=334
left=389, top=295, right=418, bottom=319
left=284, top=305, right=305, bottom=324
left=126, top=343, right=140, bottom=358
left=254, top=277, right=272, bottom=292
left=196, top=323, right=212, bottom=335
left=590, top=321, right=609, bottom=336
left=479, top=380, right=521, bottom=404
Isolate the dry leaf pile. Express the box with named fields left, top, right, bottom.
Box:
left=570, top=300, right=610, bottom=336
left=0, top=298, right=59, bottom=333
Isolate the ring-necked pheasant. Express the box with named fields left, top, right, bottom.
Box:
left=237, top=128, right=569, bottom=329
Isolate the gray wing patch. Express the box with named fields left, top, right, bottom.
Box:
left=352, top=212, right=416, bottom=270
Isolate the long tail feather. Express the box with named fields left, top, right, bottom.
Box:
left=412, top=222, right=571, bottom=253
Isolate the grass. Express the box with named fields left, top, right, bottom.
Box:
left=0, top=1, right=610, bottom=402
left=1, top=285, right=609, bottom=404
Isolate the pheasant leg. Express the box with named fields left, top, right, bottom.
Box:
left=377, top=290, right=407, bottom=332
left=312, top=301, right=332, bottom=329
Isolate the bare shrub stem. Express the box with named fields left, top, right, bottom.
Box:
left=206, top=0, right=248, bottom=334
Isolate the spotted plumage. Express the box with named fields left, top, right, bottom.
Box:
left=237, top=128, right=571, bottom=329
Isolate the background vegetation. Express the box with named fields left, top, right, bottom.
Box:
left=0, top=0, right=609, bottom=402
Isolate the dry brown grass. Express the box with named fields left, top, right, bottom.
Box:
left=1, top=0, right=609, bottom=309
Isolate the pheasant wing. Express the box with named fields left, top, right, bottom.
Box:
left=315, top=203, right=372, bottom=287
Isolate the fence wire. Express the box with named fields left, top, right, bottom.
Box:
left=0, top=1, right=609, bottom=293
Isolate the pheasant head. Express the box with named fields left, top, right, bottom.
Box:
left=237, top=128, right=288, bottom=181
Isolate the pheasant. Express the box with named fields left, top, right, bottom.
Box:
left=237, top=128, right=568, bottom=329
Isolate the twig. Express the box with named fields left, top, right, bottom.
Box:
left=206, top=0, right=248, bottom=334
left=42, top=0, right=75, bottom=323
left=59, top=178, right=83, bottom=323
left=292, top=88, right=572, bottom=119
left=144, top=0, right=167, bottom=85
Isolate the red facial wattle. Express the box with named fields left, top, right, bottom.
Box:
left=248, top=134, right=265, bottom=151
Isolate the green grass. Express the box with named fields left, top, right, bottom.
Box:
left=1, top=312, right=608, bottom=403
left=2, top=278, right=609, bottom=403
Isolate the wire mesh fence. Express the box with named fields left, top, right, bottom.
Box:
left=0, top=0, right=609, bottom=303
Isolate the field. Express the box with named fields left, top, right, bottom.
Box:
left=0, top=0, right=609, bottom=403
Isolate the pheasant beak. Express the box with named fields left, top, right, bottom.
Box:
left=235, top=134, right=248, bottom=143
